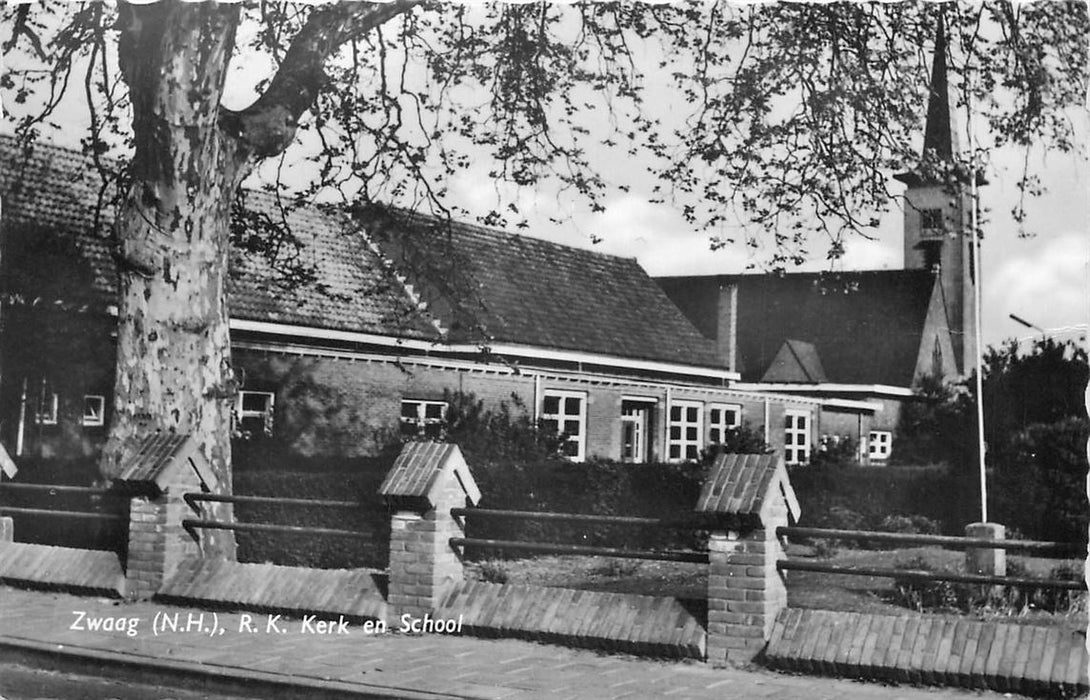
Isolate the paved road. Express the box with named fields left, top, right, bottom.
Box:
left=0, top=587, right=1035, bottom=699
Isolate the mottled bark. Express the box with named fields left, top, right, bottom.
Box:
left=102, top=0, right=417, bottom=559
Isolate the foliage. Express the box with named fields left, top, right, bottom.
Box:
left=878, top=514, right=941, bottom=536
left=790, top=463, right=963, bottom=534
left=701, top=422, right=770, bottom=460
left=232, top=469, right=390, bottom=569
left=991, top=416, right=1090, bottom=544
left=2, top=3, right=1085, bottom=261
left=809, top=437, right=860, bottom=469
left=891, top=556, right=1086, bottom=617
left=891, top=339, right=1089, bottom=541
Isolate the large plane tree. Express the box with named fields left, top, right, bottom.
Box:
left=2, top=2, right=1085, bottom=556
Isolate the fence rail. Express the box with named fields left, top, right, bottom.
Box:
left=0, top=483, right=118, bottom=497
left=185, top=493, right=360, bottom=509
left=779, top=559, right=1087, bottom=591
left=450, top=507, right=713, bottom=528
left=182, top=518, right=371, bottom=540
left=0, top=506, right=123, bottom=522
left=777, top=526, right=1086, bottom=557
left=449, top=537, right=709, bottom=563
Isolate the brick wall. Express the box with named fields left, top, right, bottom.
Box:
left=125, top=469, right=202, bottom=600
left=706, top=491, right=791, bottom=667
left=386, top=476, right=470, bottom=625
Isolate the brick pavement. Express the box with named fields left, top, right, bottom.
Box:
left=0, top=586, right=1043, bottom=699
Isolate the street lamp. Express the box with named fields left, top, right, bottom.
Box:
left=1009, top=313, right=1046, bottom=339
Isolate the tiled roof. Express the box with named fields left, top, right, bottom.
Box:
left=762, top=339, right=827, bottom=383
left=364, top=208, right=725, bottom=367
left=0, top=136, right=439, bottom=341
left=695, top=452, right=798, bottom=523
left=658, top=269, right=937, bottom=386
left=1, top=136, right=723, bottom=370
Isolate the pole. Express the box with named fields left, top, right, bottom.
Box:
left=967, top=72, right=987, bottom=524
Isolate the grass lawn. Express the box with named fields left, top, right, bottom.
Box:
left=465, top=545, right=1087, bottom=630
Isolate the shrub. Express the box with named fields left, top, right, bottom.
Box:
left=890, top=556, right=1084, bottom=616
left=879, top=514, right=940, bottom=535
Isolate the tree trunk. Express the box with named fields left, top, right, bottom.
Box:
left=104, top=2, right=244, bottom=559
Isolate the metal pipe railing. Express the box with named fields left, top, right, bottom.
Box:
left=185, top=493, right=360, bottom=509
left=777, top=526, right=1086, bottom=557
left=0, top=483, right=117, bottom=497
left=450, top=507, right=714, bottom=528
left=0, top=506, right=124, bottom=521
left=182, top=518, right=371, bottom=540
left=778, top=559, right=1087, bottom=591
left=449, top=536, right=709, bottom=563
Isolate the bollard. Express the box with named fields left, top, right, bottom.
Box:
left=965, top=522, right=1006, bottom=577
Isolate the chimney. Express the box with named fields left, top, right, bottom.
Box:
left=717, top=284, right=738, bottom=372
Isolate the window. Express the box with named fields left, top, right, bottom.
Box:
left=667, top=400, right=703, bottom=462
left=34, top=381, right=58, bottom=425
left=620, top=399, right=654, bottom=463
left=920, top=208, right=944, bottom=235
left=401, top=399, right=448, bottom=439
left=868, top=431, right=893, bottom=462
left=708, top=403, right=742, bottom=445
left=236, top=391, right=275, bottom=438
left=542, top=390, right=587, bottom=462
left=82, top=395, right=106, bottom=427
left=783, top=409, right=811, bottom=465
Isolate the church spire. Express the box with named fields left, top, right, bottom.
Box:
left=895, top=16, right=962, bottom=186
left=921, top=15, right=959, bottom=163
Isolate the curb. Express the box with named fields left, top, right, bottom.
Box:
left=0, top=636, right=474, bottom=700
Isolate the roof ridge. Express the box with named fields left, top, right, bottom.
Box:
left=379, top=204, right=635, bottom=265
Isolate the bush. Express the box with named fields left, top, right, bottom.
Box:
left=232, top=468, right=392, bottom=569
left=990, top=417, right=1089, bottom=544
left=879, top=514, right=940, bottom=535
left=890, top=556, right=1085, bottom=616
left=790, top=463, right=963, bottom=534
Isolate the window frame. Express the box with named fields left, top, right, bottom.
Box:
left=868, top=430, right=893, bottom=462
left=236, top=390, right=276, bottom=438
left=783, top=408, right=812, bottom=465
left=541, top=389, right=588, bottom=462
left=35, top=386, right=58, bottom=426
left=620, top=398, right=656, bottom=464
left=400, top=399, right=449, bottom=440
left=707, top=403, right=742, bottom=445
left=920, top=208, right=945, bottom=236
left=82, top=395, right=106, bottom=427
left=667, top=399, right=704, bottom=463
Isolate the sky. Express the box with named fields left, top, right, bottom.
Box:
left=3, top=3, right=1087, bottom=355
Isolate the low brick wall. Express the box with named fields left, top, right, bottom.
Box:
left=0, top=541, right=124, bottom=596
left=157, top=558, right=387, bottom=622
left=765, top=608, right=1088, bottom=696
left=435, top=581, right=705, bottom=659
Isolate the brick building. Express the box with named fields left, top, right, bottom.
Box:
left=0, top=136, right=879, bottom=471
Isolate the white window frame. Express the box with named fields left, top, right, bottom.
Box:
left=784, top=409, right=811, bottom=465
left=82, top=395, right=106, bottom=427
left=620, top=398, right=655, bottom=464
left=542, top=390, right=587, bottom=462
left=868, top=430, right=893, bottom=462
left=400, top=399, right=449, bottom=439
left=707, top=403, right=742, bottom=445
left=236, top=390, right=275, bottom=437
left=35, top=386, right=58, bottom=426
left=667, top=400, right=704, bottom=462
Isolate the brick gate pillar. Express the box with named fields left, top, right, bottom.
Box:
left=380, top=442, right=480, bottom=627
left=112, top=434, right=219, bottom=600
left=697, top=453, right=800, bottom=667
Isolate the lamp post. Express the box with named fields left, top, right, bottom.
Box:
left=1009, top=313, right=1046, bottom=340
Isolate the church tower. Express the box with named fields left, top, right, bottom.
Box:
left=894, top=18, right=981, bottom=376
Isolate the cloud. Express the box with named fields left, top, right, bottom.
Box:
left=986, top=231, right=1089, bottom=346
